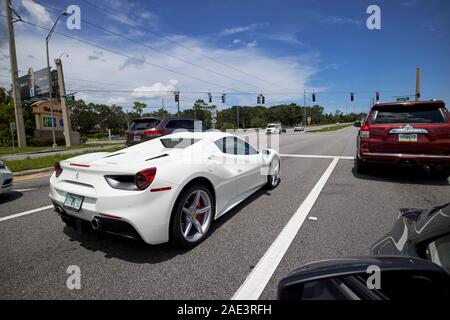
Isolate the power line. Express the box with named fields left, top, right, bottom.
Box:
left=66, top=88, right=412, bottom=96
left=79, top=0, right=287, bottom=90
left=0, top=15, right=244, bottom=93
left=33, top=0, right=267, bottom=91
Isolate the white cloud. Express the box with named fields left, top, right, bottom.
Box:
left=131, top=80, right=178, bottom=99
left=321, top=17, right=361, bottom=25
left=20, top=0, right=52, bottom=27
left=221, top=23, right=268, bottom=36
left=232, top=39, right=242, bottom=44
left=119, top=55, right=146, bottom=70
left=1, top=24, right=321, bottom=110
left=107, top=96, right=128, bottom=105
left=247, top=40, right=257, bottom=48
left=264, top=33, right=304, bottom=46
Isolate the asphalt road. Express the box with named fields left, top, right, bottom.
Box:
left=0, top=127, right=448, bottom=299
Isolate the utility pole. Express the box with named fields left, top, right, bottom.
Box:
left=6, top=0, right=27, bottom=147
left=236, top=106, right=239, bottom=129
left=177, top=99, right=180, bottom=117
left=303, top=88, right=307, bottom=127
left=415, top=67, right=421, bottom=101
left=55, top=58, right=71, bottom=146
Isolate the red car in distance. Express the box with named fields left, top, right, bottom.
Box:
left=355, top=100, right=450, bottom=179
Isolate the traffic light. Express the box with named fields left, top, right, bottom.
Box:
left=376, top=91, right=380, bottom=101
left=350, top=92, right=354, bottom=102
left=221, top=94, right=226, bottom=103
left=208, top=93, right=212, bottom=103
left=261, top=95, right=265, bottom=104
left=312, top=92, right=316, bottom=102
left=174, top=91, right=179, bottom=103
left=257, top=95, right=261, bottom=104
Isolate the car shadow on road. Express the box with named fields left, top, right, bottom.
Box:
left=351, top=163, right=449, bottom=186
left=61, top=188, right=271, bottom=264
left=0, top=191, right=23, bottom=204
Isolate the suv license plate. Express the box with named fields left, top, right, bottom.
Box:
left=64, top=193, right=84, bottom=211
left=133, top=135, right=141, bottom=141
left=399, top=134, right=417, bottom=142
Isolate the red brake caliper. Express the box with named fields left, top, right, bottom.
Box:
left=196, top=198, right=203, bottom=223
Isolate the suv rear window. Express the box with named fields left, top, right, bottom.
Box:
left=129, top=119, right=160, bottom=130
left=372, top=106, right=447, bottom=124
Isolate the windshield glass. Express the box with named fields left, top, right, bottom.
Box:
left=267, top=125, right=276, bottom=128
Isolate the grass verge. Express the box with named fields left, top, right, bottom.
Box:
left=308, top=124, right=353, bottom=133
left=5, top=146, right=123, bottom=173
left=0, top=143, right=124, bottom=156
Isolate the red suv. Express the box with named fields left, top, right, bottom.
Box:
left=355, top=100, right=450, bottom=179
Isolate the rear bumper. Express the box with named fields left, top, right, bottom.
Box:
left=49, top=174, right=178, bottom=244
left=52, top=201, right=143, bottom=240
left=359, top=152, right=450, bottom=166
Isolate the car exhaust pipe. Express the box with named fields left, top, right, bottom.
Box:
left=400, top=159, right=414, bottom=168
left=91, top=217, right=101, bottom=230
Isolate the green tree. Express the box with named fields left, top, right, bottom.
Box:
left=132, top=101, right=146, bottom=116
left=69, top=99, right=98, bottom=135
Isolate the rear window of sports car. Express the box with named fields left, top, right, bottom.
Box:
left=160, top=138, right=200, bottom=148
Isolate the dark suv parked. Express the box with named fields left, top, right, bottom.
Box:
left=126, top=117, right=208, bottom=146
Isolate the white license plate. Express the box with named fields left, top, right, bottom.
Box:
left=64, top=193, right=84, bottom=211
left=133, top=135, right=141, bottom=141
left=399, top=134, right=417, bottom=142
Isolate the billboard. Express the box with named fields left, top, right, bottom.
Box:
left=18, top=67, right=58, bottom=102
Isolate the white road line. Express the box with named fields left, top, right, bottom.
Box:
left=232, top=157, right=340, bottom=300
left=0, top=205, right=53, bottom=223
left=14, top=188, right=37, bottom=192
left=281, top=154, right=354, bottom=160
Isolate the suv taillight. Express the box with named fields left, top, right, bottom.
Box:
left=135, top=167, right=157, bottom=190
left=360, top=125, right=370, bottom=139
left=144, top=129, right=165, bottom=136
left=54, top=161, right=63, bottom=177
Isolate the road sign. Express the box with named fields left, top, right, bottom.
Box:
left=307, top=116, right=312, bottom=125
left=211, top=108, right=217, bottom=118
left=396, top=97, right=410, bottom=102
left=66, top=94, right=75, bottom=102
left=211, top=118, right=217, bottom=124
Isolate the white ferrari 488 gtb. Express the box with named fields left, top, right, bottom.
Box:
left=49, top=131, right=280, bottom=247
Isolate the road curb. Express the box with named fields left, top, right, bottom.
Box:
left=13, top=167, right=54, bottom=177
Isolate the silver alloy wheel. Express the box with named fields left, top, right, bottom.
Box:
left=270, top=159, right=280, bottom=186
left=180, top=189, right=212, bottom=242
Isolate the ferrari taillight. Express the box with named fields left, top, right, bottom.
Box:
left=135, top=167, right=157, bottom=190
left=360, top=125, right=370, bottom=139
left=54, top=161, right=63, bottom=177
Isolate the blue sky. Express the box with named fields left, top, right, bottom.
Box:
left=1, top=0, right=449, bottom=114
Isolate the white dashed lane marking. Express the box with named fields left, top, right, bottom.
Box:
left=232, top=157, right=340, bottom=300
left=0, top=205, right=53, bottom=223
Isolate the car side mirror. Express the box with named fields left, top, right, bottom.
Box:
left=261, top=148, right=271, bottom=155
left=278, top=256, right=450, bottom=300
left=353, top=121, right=362, bottom=128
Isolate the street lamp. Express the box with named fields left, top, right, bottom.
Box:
left=58, top=52, right=69, bottom=59
left=46, top=11, right=68, bottom=148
